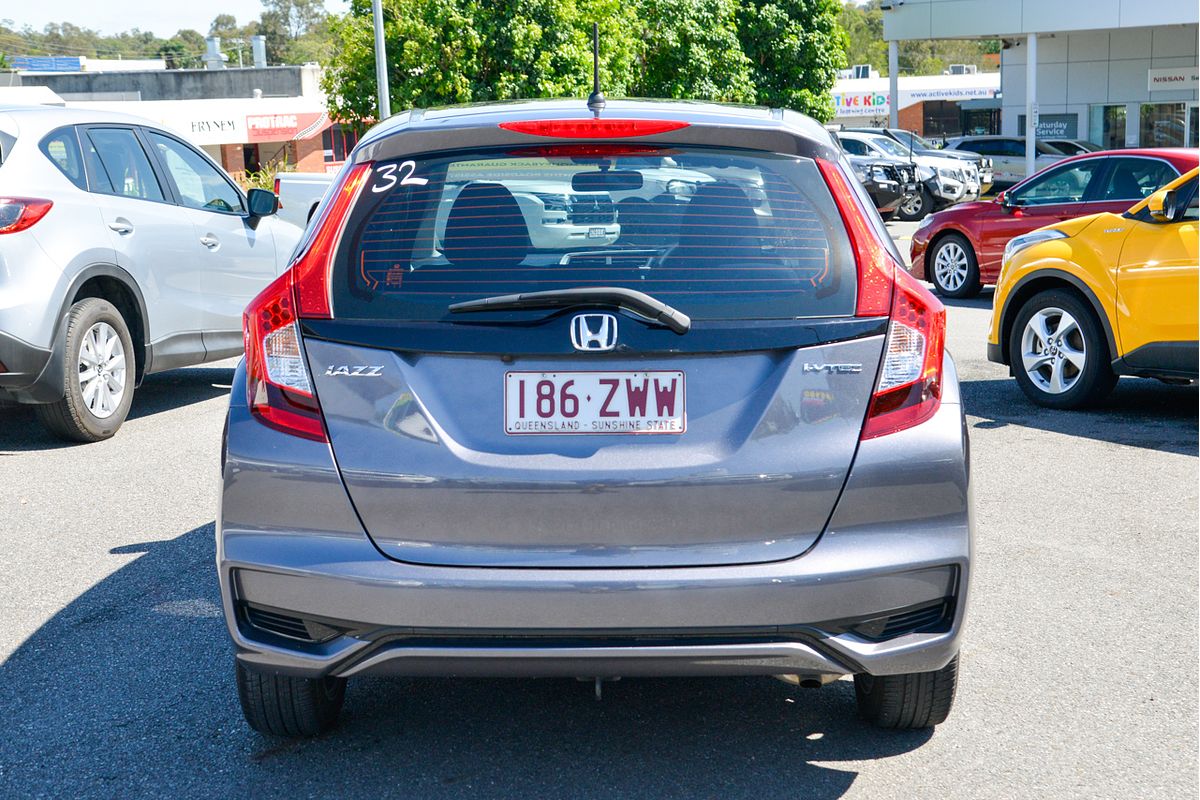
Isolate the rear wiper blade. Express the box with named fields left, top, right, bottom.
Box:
left=448, top=287, right=691, bottom=334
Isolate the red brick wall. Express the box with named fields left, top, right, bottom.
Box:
left=897, top=102, right=924, bottom=135
left=294, top=137, right=325, bottom=172
left=219, top=144, right=244, bottom=183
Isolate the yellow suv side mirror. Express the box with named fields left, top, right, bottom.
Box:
left=1147, top=188, right=1179, bottom=222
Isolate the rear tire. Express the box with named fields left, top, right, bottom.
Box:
left=236, top=661, right=346, bottom=737
left=897, top=187, right=933, bottom=221
left=34, top=298, right=135, bottom=442
left=1008, top=290, right=1116, bottom=409
left=854, top=654, right=959, bottom=729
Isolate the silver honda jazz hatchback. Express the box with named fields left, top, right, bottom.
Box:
left=218, top=100, right=971, bottom=737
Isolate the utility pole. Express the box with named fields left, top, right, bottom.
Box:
left=372, top=0, right=391, bottom=120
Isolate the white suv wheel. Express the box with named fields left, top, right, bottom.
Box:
left=77, top=321, right=128, bottom=419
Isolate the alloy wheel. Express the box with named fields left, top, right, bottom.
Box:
left=1020, top=307, right=1086, bottom=395
left=932, top=241, right=970, bottom=292
left=77, top=321, right=127, bottom=419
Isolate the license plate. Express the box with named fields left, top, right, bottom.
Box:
left=903, top=182, right=918, bottom=193
left=505, top=371, right=686, bottom=435
left=587, top=227, right=608, bottom=239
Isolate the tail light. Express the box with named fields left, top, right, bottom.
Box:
left=0, top=198, right=53, bottom=234
left=818, top=159, right=946, bottom=439
left=244, top=274, right=324, bottom=441
left=272, top=177, right=282, bottom=208
left=861, top=268, right=945, bottom=439
left=499, top=119, right=690, bottom=138
left=242, top=162, right=371, bottom=441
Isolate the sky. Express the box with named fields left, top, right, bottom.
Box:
left=4, top=1, right=350, bottom=39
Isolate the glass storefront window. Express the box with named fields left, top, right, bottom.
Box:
left=1089, top=105, right=1126, bottom=149
left=1139, top=103, right=1187, bottom=148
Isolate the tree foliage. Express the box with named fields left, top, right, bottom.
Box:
left=0, top=3, right=332, bottom=69
left=839, top=0, right=999, bottom=76
left=323, top=0, right=849, bottom=129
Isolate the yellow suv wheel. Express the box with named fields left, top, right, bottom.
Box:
left=1009, top=290, right=1117, bottom=409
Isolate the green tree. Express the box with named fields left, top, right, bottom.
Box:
left=632, top=0, right=755, bottom=103
left=322, top=0, right=848, bottom=126
left=839, top=0, right=885, bottom=72
left=258, top=0, right=332, bottom=64
left=737, top=0, right=847, bottom=120
left=323, top=0, right=641, bottom=128
left=838, top=0, right=999, bottom=76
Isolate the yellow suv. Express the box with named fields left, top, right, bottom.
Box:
left=988, top=166, right=1198, bottom=408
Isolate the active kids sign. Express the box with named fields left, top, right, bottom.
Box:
left=834, top=90, right=890, bottom=117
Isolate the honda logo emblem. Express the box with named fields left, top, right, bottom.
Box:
left=570, top=313, right=617, bottom=352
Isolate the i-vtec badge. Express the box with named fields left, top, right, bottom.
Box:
left=325, top=365, right=384, bottom=377
left=803, top=362, right=863, bottom=375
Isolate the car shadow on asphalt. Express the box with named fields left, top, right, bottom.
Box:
left=960, top=377, right=1197, bottom=455
left=0, top=365, right=234, bottom=452
left=940, top=293, right=996, bottom=311
left=0, top=523, right=933, bottom=799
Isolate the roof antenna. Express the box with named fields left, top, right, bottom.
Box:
left=586, top=22, right=606, bottom=116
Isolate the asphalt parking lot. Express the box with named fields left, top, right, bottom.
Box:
left=1, top=221, right=1196, bottom=799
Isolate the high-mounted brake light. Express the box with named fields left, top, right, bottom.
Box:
left=499, top=119, right=690, bottom=139
left=815, top=158, right=945, bottom=438
left=510, top=144, right=677, bottom=159
left=241, top=161, right=371, bottom=441
left=0, top=198, right=53, bottom=234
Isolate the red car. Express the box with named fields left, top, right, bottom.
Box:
left=909, top=148, right=1200, bottom=297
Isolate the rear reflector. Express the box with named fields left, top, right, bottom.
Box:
left=0, top=198, right=53, bottom=234
left=499, top=119, right=690, bottom=139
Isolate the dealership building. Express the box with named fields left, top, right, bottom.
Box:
left=881, top=0, right=1199, bottom=163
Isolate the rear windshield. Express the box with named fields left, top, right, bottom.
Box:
left=331, top=146, right=856, bottom=322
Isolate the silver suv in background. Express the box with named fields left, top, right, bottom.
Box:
left=219, top=100, right=972, bottom=737
left=0, top=106, right=300, bottom=441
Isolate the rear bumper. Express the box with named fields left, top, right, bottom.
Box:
left=0, top=329, right=62, bottom=402
left=0, top=330, right=51, bottom=390
left=218, top=359, right=972, bottom=681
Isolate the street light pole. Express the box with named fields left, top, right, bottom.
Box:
left=372, top=0, right=391, bottom=120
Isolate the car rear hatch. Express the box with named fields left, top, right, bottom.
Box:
left=242, top=112, right=945, bottom=569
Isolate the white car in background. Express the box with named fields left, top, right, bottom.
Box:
left=273, top=171, right=333, bottom=230
left=838, top=131, right=981, bottom=220
left=0, top=105, right=299, bottom=441
left=436, top=180, right=620, bottom=250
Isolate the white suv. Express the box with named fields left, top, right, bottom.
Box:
left=0, top=106, right=300, bottom=441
